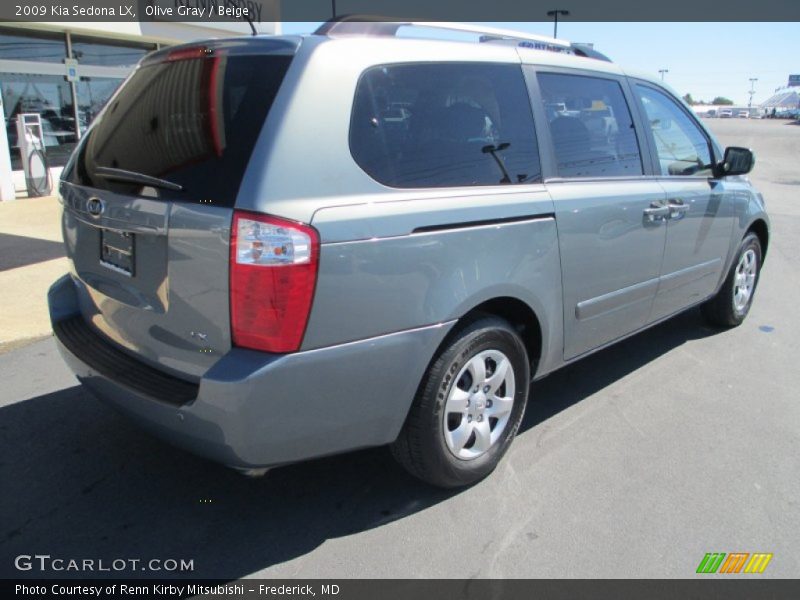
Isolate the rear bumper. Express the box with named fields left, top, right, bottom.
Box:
left=49, top=274, right=454, bottom=469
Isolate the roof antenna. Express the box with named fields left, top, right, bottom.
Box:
left=227, top=0, right=257, bottom=35
left=246, top=15, right=257, bottom=36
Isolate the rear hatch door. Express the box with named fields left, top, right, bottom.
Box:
left=59, top=38, right=297, bottom=380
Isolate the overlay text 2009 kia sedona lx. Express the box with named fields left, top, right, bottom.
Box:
left=49, top=21, right=769, bottom=488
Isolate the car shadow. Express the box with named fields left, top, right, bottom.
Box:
left=522, top=308, right=717, bottom=432
left=0, top=233, right=65, bottom=272
left=0, top=385, right=454, bottom=580
left=0, top=308, right=717, bottom=580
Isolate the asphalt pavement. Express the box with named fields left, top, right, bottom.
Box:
left=0, top=118, right=798, bottom=579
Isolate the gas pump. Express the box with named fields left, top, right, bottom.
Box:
left=15, top=113, right=51, bottom=197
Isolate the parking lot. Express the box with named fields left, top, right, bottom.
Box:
left=1, top=118, right=798, bottom=579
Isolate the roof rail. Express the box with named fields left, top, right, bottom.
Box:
left=313, top=17, right=611, bottom=62
left=570, top=43, right=612, bottom=63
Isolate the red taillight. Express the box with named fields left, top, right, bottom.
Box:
left=230, top=211, right=320, bottom=353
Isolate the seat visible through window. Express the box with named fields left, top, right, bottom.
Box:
left=538, top=72, right=643, bottom=178
left=350, top=63, right=542, bottom=187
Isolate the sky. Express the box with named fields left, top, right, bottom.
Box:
left=280, top=21, right=799, bottom=106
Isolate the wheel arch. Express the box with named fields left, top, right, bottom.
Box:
left=452, top=296, right=544, bottom=378
left=746, top=218, right=769, bottom=260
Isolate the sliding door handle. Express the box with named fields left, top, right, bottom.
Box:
left=643, top=202, right=670, bottom=222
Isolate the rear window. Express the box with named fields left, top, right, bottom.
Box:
left=350, top=63, right=541, bottom=188
left=65, top=51, right=292, bottom=207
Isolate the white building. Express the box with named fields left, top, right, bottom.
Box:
left=0, top=15, right=279, bottom=200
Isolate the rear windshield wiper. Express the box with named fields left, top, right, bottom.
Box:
left=93, top=167, right=184, bottom=192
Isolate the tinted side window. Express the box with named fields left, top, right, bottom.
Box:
left=537, top=73, right=642, bottom=178
left=350, top=63, right=541, bottom=188
left=635, top=84, right=713, bottom=177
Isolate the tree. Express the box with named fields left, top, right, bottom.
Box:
left=682, top=93, right=695, bottom=105
left=712, top=96, right=734, bottom=105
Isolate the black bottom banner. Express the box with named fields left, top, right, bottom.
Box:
left=5, top=579, right=800, bottom=600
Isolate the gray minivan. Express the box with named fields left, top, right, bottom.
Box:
left=49, top=21, right=769, bottom=488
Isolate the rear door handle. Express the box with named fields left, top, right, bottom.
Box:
left=643, top=202, right=670, bottom=222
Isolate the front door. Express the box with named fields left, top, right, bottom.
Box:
left=632, top=83, right=735, bottom=322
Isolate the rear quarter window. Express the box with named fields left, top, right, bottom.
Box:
left=65, top=52, right=292, bottom=207
left=350, top=63, right=541, bottom=188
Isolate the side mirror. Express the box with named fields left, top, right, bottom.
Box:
left=713, top=146, right=755, bottom=178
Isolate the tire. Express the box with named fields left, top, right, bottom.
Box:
left=391, top=315, right=530, bottom=488
left=702, top=232, right=762, bottom=327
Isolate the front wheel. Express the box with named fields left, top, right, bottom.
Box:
left=391, top=316, right=530, bottom=488
left=702, top=232, right=763, bottom=327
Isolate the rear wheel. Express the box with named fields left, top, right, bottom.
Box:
left=391, top=316, right=530, bottom=488
left=702, top=232, right=762, bottom=327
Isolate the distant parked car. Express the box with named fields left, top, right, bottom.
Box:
left=705, top=109, right=717, bottom=118
left=719, top=109, right=733, bottom=118
left=738, top=111, right=750, bottom=118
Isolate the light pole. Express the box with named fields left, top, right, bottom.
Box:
left=748, top=78, right=758, bottom=108
left=331, top=0, right=336, bottom=18
left=546, top=10, right=569, bottom=38
left=659, top=69, right=669, bottom=81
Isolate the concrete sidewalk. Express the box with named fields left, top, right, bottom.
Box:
left=0, top=196, right=67, bottom=352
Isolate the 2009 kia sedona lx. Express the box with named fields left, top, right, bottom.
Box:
left=49, top=21, right=769, bottom=488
